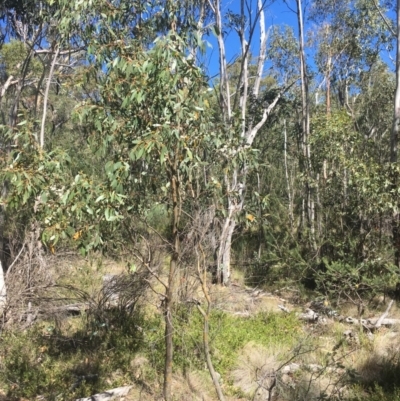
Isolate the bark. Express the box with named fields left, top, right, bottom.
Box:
left=392, top=0, right=400, bottom=268
left=326, top=53, right=331, bottom=115
left=212, top=0, right=231, bottom=120
left=345, top=316, right=400, bottom=328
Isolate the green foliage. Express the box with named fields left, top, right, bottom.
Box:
left=0, top=303, right=301, bottom=400
left=1, top=30, right=219, bottom=255
left=0, top=40, right=42, bottom=78
left=315, top=258, right=398, bottom=304
left=349, top=387, right=400, bottom=401
left=151, top=306, right=302, bottom=376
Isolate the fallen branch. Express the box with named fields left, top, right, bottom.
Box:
left=368, top=317, right=400, bottom=327
left=75, top=385, right=133, bottom=401
left=18, top=303, right=90, bottom=324
left=375, top=299, right=394, bottom=328
left=345, top=315, right=400, bottom=329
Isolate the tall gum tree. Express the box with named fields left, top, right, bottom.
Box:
left=208, top=0, right=293, bottom=284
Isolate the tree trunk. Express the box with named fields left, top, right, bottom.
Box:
left=218, top=208, right=236, bottom=285
left=392, top=0, right=400, bottom=268
left=197, top=247, right=226, bottom=401
left=163, top=169, right=180, bottom=401
left=163, top=254, right=176, bottom=401
left=296, top=0, right=316, bottom=250
left=284, top=120, right=294, bottom=229
left=40, top=46, right=59, bottom=149
left=211, top=0, right=287, bottom=284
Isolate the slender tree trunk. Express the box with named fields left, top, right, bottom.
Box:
left=283, top=119, right=294, bottom=229
left=296, top=0, right=316, bottom=250
left=163, top=168, right=181, bottom=400
left=197, top=247, right=226, bottom=401
left=40, top=45, right=59, bottom=149
left=391, top=0, right=400, bottom=268
left=213, top=0, right=231, bottom=120
left=163, top=255, right=176, bottom=401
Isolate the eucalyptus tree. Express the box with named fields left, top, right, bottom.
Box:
left=300, top=0, right=399, bottom=293
left=0, top=1, right=56, bottom=311
left=208, top=0, right=294, bottom=284
left=310, top=0, right=393, bottom=113
left=2, top=1, right=222, bottom=400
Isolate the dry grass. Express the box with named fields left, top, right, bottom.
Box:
left=5, top=248, right=400, bottom=401
left=210, top=284, right=292, bottom=317
left=231, top=341, right=289, bottom=400
left=122, top=370, right=216, bottom=401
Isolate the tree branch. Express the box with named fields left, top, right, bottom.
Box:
left=40, top=46, right=60, bottom=148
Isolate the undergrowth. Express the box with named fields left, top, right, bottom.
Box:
left=2, top=255, right=400, bottom=401
left=0, top=303, right=302, bottom=400
left=0, top=309, right=147, bottom=400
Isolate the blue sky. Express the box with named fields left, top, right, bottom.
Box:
left=204, top=0, right=396, bottom=79
left=204, top=0, right=299, bottom=78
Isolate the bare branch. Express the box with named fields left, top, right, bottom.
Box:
left=34, top=47, right=85, bottom=55
left=246, top=80, right=297, bottom=146
left=375, top=299, right=394, bottom=328
left=5, top=245, right=25, bottom=279
left=40, top=46, right=60, bottom=148
left=213, top=0, right=232, bottom=119
left=206, top=0, right=216, bottom=14
left=253, top=0, right=268, bottom=99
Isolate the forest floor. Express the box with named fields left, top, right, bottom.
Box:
left=1, top=256, right=400, bottom=401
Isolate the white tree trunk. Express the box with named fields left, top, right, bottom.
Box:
left=213, top=0, right=289, bottom=284
left=40, top=46, right=60, bottom=148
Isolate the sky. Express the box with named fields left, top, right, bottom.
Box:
left=204, top=0, right=300, bottom=78
left=203, top=0, right=396, bottom=80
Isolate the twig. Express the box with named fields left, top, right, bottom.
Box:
left=278, top=304, right=290, bottom=313
left=5, top=245, right=25, bottom=279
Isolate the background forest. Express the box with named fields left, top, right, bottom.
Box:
left=1, top=0, right=400, bottom=400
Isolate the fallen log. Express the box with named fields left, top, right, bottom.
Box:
left=345, top=316, right=400, bottom=329
left=75, top=385, right=133, bottom=401
left=367, top=317, right=400, bottom=327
